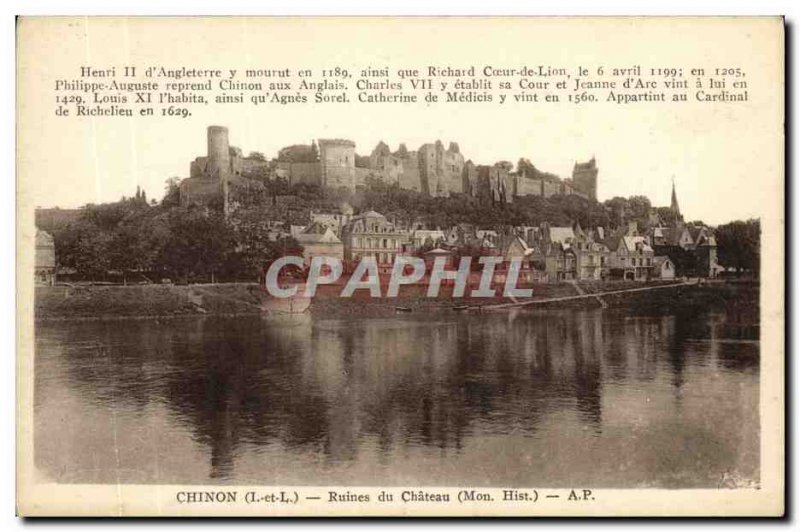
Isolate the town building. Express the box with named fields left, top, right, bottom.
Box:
left=606, top=234, right=655, bottom=281
left=341, top=210, right=410, bottom=267
left=35, top=229, right=56, bottom=286
left=649, top=182, right=719, bottom=278
left=309, top=203, right=353, bottom=237
left=295, top=222, right=345, bottom=266
left=652, top=256, right=676, bottom=280
left=410, top=229, right=446, bottom=251
left=544, top=242, right=578, bottom=282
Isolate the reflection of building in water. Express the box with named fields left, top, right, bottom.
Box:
left=42, top=309, right=732, bottom=484
left=156, top=315, right=328, bottom=480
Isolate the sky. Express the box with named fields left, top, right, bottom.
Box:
left=18, top=17, right=783, bottom=226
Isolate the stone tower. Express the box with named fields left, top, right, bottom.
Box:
left=206, top=126, right=231, bottom=181
left=318, top=139, right=356, bottom=190
left=207, top=126, right=232, bottom=216
left=572, top=157, right=598, bottom=200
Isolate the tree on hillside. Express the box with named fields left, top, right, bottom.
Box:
left=627, top=196, right=652, bottom=221
left=157, top=207, right=233, bottom=282
left=54, top=219, right=113, bottom=279
left=654, top=206, right=681, bottom=227
left=163, top=177, right=181, bottom=207
left=716, top=219, right=760, bottom=274
left=603, top=195, right=652, bottom=229
left=227, top=207, right=303, bottom=278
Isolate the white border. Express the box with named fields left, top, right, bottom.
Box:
left=6, top=1, right=795, bottom=530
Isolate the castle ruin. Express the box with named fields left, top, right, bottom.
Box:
left=178, top=126, right=599, bottom=211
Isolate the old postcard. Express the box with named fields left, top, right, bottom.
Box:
left=16, top=16, right=784, bottom=516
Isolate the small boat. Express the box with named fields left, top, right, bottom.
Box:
left=394, top=306, right=412, bottom=312
left=451, top=305, right=469, bottom=311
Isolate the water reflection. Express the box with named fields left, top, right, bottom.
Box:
left=35, top=307, right=759, bottom=487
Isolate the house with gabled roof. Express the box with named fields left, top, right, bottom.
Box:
left=606, top=234, right=655, bottom=281
left=295, top=221, right=344, bottom=266
left=653, top=256, right=676, bottom=280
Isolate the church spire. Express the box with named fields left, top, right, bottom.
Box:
left=670, top=177, right=682, bottom=219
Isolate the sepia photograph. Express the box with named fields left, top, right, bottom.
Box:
left=15, top=16, right=784, bottom=517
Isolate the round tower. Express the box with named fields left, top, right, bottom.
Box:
left=206, top=125, right=231, bottom=180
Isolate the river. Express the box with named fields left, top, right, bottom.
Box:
left=34, top=306, right=759, bottom=488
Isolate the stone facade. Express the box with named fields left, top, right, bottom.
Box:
left=607, top=235, right=655, bottom=281
left=418, top=141, right=465, bottom=196
left=341, top=211, right=409, bottom=265
left=295, top=222, right=345, bottom=266
left=318, top=139, right=357, bottom=189
left=462, top=160, right=479, bottom=196
left=477, top=164, right=512, bottom=203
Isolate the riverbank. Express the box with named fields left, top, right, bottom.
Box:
left=33, top=280, right=758, bottom=321
left=34, top=283, right=268, bottom=320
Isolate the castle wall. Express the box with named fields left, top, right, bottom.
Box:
left=499, top=169, right=513, bottom=204
left=190, top=156, right=208, bottom=178
left=399, top=157, right=421, bottom=192
left=514, top=174, right=543, bottom=197
left=542, top=180, right=560, bottom=198
left=319, top=140, right=356, bottom=190
left=275, top=161, right=322, bottom=185
left=417, top=141, right=465, bottom=196
left=238, top=157, right=270, bottom=176
left=183, top=127, right=601, bottom=205
left=324, top=165, right=356, bottom=189
left=477, top=165, right=512, bottom=203
left=354, top=168, right=371, bottom=188
left=418, top=144, right=438, bottom=195
left=179, top=177, right=222, bottom=207
left=442, top=148, right=465, bottom=194
left=369, top=149, right=402, bottom=183
left=372, top=155, right=403, bottom=184
left=477, top=166, right=492, bottom=200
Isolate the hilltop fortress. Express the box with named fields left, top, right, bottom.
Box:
left=179, top=126, right=598, bottom=210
